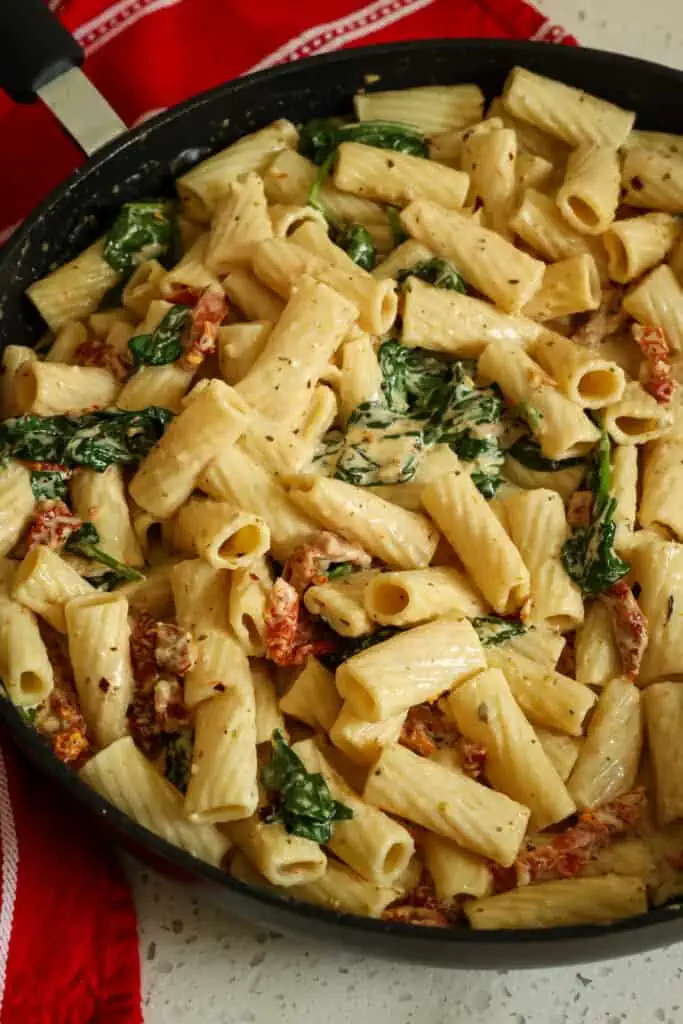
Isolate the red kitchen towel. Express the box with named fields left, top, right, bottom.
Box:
left=0, top=0, right=577, bottom=244
left=0, top=2, right=577, bottom=1021
left=0, top=741, right=141, bottom=1024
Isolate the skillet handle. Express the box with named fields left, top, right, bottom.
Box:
left=0, top=0, right=83, bottom=102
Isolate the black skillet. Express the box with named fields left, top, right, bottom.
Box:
left=1, top=1, right=683, bottom=967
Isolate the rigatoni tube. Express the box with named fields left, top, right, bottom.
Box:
left=421, top=467, right=530, bottom=616
left=444, top=668, right=576, bottom=829
left=364, top=743, right=530, bottom=867
left=336, top=615, right=485, bottom=722
left=401, top=199, right=544, bottom=313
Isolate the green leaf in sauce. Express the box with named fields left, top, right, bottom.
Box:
left=335, top=223, right=376, bottom=271
left=386, top=205, right=407, bottom=247
left=472, top=616, right=527, bottom=646
left=320, top=626, right=402, bottom=670
left=397, top=257, right=466, bottom=294
left=164, top=728, right=194, bottom=794
left=312, top=428, right=344, bottom=476
left=1, top=407, right=172, bottom=471
left=334, top=402, right=424, bottom=487
left=325, top=562, right=354, bottom=581
left=307, top=153, right=376, bottom=271
left=299, top=118, right=428, bottom=165
left=512, top=401, right=543, bottom=433
left=261, top=730, right=353, bottom=844
left=103, top=200, right=175, bottom=275
left=561, top=429, right=630, bottom=597
left=506, top=436, right=586, bottom=473
left=456, top=435, right=505, bottom=500
left=65, top=522, right=145, bottom=584
left=30, top=468, right=70, bottom=502
left=128, top=304, right=191, bottom=367
left=378, top=340, right=451, bottom=416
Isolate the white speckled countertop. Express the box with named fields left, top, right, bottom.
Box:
left=138, top=3, right=683, bottom=1020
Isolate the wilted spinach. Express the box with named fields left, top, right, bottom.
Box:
left=299, top=118, right=428, bottom=165
left=561, top=429, right=630, bottom=597
left=335, top=402, right=424, bottom=487
left=103, top=200, right=175, bottom=275
left=396, top=257, right=466, bottom=294
left=65, top=522, right=144, bottom=584
left=320, top=626, right=402, bottom=670
left=30, top=469, right=70, bottom=502
left=506, top=436, right=586, bottom=473
left=128, top=304, right=191, bottom=367
left=0, top=407, right=172, bottom=472
left=164, top=728, right=194, bottom=794
left=472, top=616, right=527, bottom=647
left=260, top=730, right=352, bottom=844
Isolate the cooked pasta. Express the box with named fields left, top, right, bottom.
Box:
left=5, top=73, right=682, bottom=935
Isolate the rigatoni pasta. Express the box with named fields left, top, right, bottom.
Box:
left=7, top=73, right=683, bottom=936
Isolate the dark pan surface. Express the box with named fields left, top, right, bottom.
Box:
left=2, top=39, right=683, bottom=967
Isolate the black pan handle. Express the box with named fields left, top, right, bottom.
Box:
left=0, top=0, right=84, bottom=103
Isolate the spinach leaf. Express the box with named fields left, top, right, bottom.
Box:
left=30, top=469, right=70, bottom=502
left=299, top=117, right=348, bottom=165
left=506, top=436, right=586, bottom=473
left=378, top=340, right=451, bottom=416
left=0, top=407, right=172, bottom=472
left=128, top=304, right=191, bottom=367
left=429, top=365, right=503, bottom=447
left=326, top=562, right=354, bottom=581
left=561, top=430, right=630, bottom=597
left=397, top=257, right=466, bottom=294
left=261, top=730, right=352, bottom=844
left=65, top=522, right=145, bottom=584
left=512, top=401, right=543, bottom=432
left=386, top=206, right=407, bottom=247
left=299, top=118, right=428, bottom=165
left=63, top=408, right=173, bottom=471
left=0, top=415, right=71, bottom=465
left=16, top=705, right=39, bottom=726
left=455, top=435, right=505, bottom=500
left=473, top=616, right=527, bottom=646
left=308, top=154, right=376, bottom=270
left=164, top=728, right=194, bottom=794
left=313, top=428, right=344, bottom=475
left=335, top=223, right=376, bottom=271
left=376, top=342, right=504, bottom=497
left=586, top=427, right=612, bottom=513
left=562, top=498, right=630, bottom=597
left=320, top=626, right=401, bottom=670
left=335, top=402, right=424, bottom=487
left=83, top=570, right=127, bottom=592
left=103, top=200, right=175, bottom=275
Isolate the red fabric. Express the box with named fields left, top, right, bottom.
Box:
left=0, top=0, right=576, bottom=241
left=0, top=2, right=578, bottom=1020
left=0, top=742, right=141, bottom=1023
